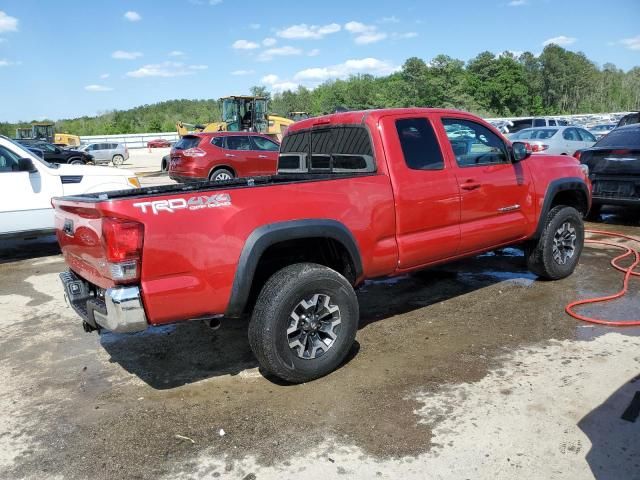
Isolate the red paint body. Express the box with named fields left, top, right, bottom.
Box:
left=53, top=108, right=590, bottom=326
left=147, top=139, right=171, bottom=148
left=168, top=132, right=279, bottom=181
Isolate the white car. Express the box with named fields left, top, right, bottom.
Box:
left=508, top=126, right=597, bottom=155
left=0, top=136, right=140, bottom=238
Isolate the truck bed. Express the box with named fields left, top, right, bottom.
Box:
left=57, top=173, right=368, bottom=203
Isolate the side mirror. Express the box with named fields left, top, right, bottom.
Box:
left=18, top=158, right=37, bottom=173
left=512, top=141, right=531, bottom=163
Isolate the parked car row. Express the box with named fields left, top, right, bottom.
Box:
left=508, top=126, right=597, bottom=155
left=15, top=140, right=129, bottom=166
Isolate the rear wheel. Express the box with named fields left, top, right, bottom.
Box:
left=210, top=168, right=234, bottom=182
left=112, top=154, right=124, bottom=167
left=525, top=206, right=584, bottom=280
left=161, top=155, right=169, bottom=171
left=248, top=263, right=359, bottom=383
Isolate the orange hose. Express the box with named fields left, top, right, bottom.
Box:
left=565, top=229, right=640, bottom=326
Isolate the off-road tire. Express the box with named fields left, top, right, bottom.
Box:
left=525, top=206, right=584, bottom=280
left=248, top=263, right=358, bottom=383
left=112, top=154, right=124, bottom=167
left=210, top=168, right=234, bottom=181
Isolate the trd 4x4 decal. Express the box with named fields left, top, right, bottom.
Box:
left=133, top=193, right=231, bottom=215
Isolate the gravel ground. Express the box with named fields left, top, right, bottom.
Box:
left=0, top=208, right=639, bottom=480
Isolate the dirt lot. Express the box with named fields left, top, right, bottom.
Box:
left=1, top=209, right=639, bottom=480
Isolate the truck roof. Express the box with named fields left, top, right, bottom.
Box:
left=288, top=107, right=468, bottom=133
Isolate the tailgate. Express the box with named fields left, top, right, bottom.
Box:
left=53, top=197, right=118, bottom=289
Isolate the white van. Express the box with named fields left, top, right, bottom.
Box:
left=0, top=136, right=140, bottom=239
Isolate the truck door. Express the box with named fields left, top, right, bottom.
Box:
left=437, top=116, right=535, bottom=253
left=0, top=144, right=61, bottom=235
left=379, top=114, right=461, bottom=269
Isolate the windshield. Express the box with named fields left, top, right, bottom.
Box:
left=3, top=137, right=56, bottom=168
left=512, top=128, right=558, bottom=140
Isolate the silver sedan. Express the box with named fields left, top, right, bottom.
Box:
left=508, top=126, right=596, bottom=156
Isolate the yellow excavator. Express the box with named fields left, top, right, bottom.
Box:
left=176, top=96, right=294, bottom=141
left=15, top=122, right=81, bottom=147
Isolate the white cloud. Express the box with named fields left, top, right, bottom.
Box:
left=258, top=45, right=302, bottom=61
left=344, top=21, right=387, bottom=45
left=294, top=57, right=399, bottom=82
left=542, top=35, right=576, bottom=47
left=231, top=69, right=254, bottom=75
left=0, top=11, right=18, bottom=33
left=276, top=23, right=341, bottom=40
left=379, top=16, right=400, bottom=24
left=262, top=37, right=277, bottom=47
left=232, top=39, right=259, bottom=50
left=261, top=74, right=279, bottom=84
left=124, top=11, right=142, bottom=22
left=308, top=48, right=320, bottom=57
left=126, top=61, right=207, bottom=78
left=249, top=23, right=260, bottom=29
left=261, top=74, right=298, bottom=92
left=85, top=84, right=113, bottom=92
left=112, top=50, right=143, bottom=60
left=168, top=50, right=185, bottom=56
left=0, top=59, right=11, bottom=67
left=508, top=0, right=527, bottom=6
left=620, top=35, right=640, bottom=51
left=100, top=73, right=110, bottom=79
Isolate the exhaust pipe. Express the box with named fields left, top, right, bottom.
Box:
left=206, top=317, right=222, bottom=331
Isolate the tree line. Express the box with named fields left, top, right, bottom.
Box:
left=1, top=45, right=638, bottom=138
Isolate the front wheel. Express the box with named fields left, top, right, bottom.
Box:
left=112, top=154, right=124, bottom=167
left=248, top=263, right=359, bottom=383
left=69, top=158, right=84, bottom=165
left=524, top=206, right=584, bottom=280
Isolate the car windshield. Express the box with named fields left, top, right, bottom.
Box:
left=512, top=128, right=558, bottom=140
left=3, top=137, right=56, bottom=168
left=595, top=127, right=640, bottom=148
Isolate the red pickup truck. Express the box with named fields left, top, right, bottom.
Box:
left=54, top=108, right=591, bottom=383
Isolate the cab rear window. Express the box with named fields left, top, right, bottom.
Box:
left=279, top=126, right=375, bottom=174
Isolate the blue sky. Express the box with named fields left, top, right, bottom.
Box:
left=0, top=0, right=638, bottom=121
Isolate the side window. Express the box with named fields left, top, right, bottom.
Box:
left=563, top=128, right=580, bottom=141
left=533, top=118, right=546, bottom=127
left=251, top=136, right=279, bottom=151
left=0, top=146, right=20, bottom=172
left=395, top=118, right=444, bottom=170
left=442, top=118, right=508, bottom=167
left=577, top=129, right=596, bottom=142
left=549, top=119, right=557, bottom=126
left=310, top=129, right=332, bottom=170
left=225, top=136, right=252, bottom=151
left=278, top=131, right=309, bottom=172
left=211, top=137, right=225, bottom=148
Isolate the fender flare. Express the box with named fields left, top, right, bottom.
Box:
left=532, top=177, right=590, bottom=239
left=225, top=219, right=363, bottom=318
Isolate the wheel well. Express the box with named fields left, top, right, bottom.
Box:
left=550, top=189, right=588, bottom=216
left=209, top=165, right=236, bottom=178
left=245, top=237, right=356, bottom=313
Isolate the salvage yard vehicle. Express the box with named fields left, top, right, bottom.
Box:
left=76, top=142, right=129, bottom=166
left=0, top=136, right=140, bottom=239
left=147, top=139, right=172, bottom=148
left=169, top=132, right=279, bottom=182
left=575, top=123, right=640, bottom=216
left=509, top=126, right=596, bottom=155
left=54, top=108, right=591, bottom=383
left=508, top=117, right=569, bottom=134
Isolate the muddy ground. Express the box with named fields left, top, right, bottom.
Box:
left=1, top=209, right=639, bottom=480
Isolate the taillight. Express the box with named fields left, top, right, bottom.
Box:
left=183, top=147, right=207, bottom=157
left=531, top=144, right=549, bottom=152
left=102, top=218, right=144, bottom=283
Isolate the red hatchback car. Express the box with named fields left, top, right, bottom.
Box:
left=169, top=132, right=280, bottom=182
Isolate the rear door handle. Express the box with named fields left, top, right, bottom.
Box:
left=258, top=155, right=268, bottom=159
left=461, top=180, right=481, bottom=190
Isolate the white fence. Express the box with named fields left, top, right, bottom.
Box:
left=79, top=132, right=179, bottom=149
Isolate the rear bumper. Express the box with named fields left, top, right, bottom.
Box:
left=60, top=270, right=148, bottom=333
left=169, top=173, right=205, bottom=183
left=592, top=196, right=640, bottom=207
